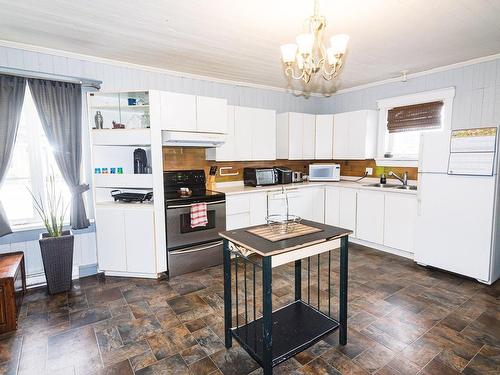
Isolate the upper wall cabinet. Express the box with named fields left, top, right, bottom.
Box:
left=333, top=110, right=378, bottom=159
left=160, top=92, right=227, bottom=134
left=206, top=105, right=276, bottom=161
left=196, top=96, right=227, bottom=134
left=277, top=112, right=316, bottom=160
left=315, top=114, right=334, bottom=159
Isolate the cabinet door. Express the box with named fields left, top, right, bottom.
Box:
left=325, top=187, right=340, bottom=226
left=288, top=113, right=303, bottom=160
left=339, top=189, right=357, bottom=237
left=211, top=105, right=235, bottom=161
left=234, top=106, right=253, bottom=160
left=252, top=108, right=276, bottom=160
left=249, top=192, right=268, bottom=225
left=124, top=209, right=156, bottom=274
left=315, top=115, right=334, bottom=159
left=196, top=96, right=227, bottom=133
left=384, top=194, right=417, bottom=252
left=333, top=112, right=349, bottom=159
left=309, top=187, right=325, bottom=223
left=160, top=92, right=196, bottom=131
left=356, top=190, right=385, bottom=244
left=226, top=213, right=250, bottom=230
left=95, top=208, right=126, bottom=272
left=347, top=111, right=368, bottom=159
left=302, top=114, right=316, bottom=159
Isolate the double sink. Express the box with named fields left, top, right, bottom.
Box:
left=363, top=183, right=417, bottom=191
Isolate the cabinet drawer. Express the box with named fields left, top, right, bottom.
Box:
left=226, top=195, right=250, bottom=215
left=226, top=213, right=250, bottom=230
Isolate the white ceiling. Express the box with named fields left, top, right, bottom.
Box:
left=0, top=0, right=500, bottom=93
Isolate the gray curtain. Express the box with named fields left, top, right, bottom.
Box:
left=28, top=79, right=90, bottom=229
left=0, top=75, right=26, bottom=236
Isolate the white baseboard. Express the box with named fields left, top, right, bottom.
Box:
left=350, top=238, right=414, bottom=260
left=102, top=270, right=159, bottom=279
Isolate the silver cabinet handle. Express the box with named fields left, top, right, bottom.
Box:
left=170, top=241, right=223, bottom=254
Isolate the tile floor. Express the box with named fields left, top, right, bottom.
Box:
left=1, top=243, right=499, bottom=374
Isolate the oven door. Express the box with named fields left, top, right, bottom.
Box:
left=166, top=200, right=226, bottom=249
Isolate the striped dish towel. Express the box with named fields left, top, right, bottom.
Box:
left=190, top=202, right=208, bottom=228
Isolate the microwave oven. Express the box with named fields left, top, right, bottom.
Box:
left=243, top=168, right=278, bottom=187
left=309, top=164, right=341, bottom=181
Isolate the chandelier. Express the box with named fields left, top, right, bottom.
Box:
left=280, top=0, right=349, bottom=84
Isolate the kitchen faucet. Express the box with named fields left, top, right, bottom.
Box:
left=389, top=171, right=408, bottom=186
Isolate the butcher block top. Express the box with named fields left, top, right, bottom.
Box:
left=219, top=220, right=352, bottom=257
left=0, top=252, right=24, bottom=279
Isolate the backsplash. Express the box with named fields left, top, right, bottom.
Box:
left=162, top=147, right=418, bottom=182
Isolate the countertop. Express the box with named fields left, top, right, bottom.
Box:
left=215, top=176, right=418, bottom=196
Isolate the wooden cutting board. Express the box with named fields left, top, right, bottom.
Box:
left=246, top=223, right=323, bottom=242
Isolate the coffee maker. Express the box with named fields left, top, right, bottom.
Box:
left=133, top=148, right=148, bottom=174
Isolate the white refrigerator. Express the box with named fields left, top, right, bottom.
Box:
left=415, top=126, right=500, bottom=284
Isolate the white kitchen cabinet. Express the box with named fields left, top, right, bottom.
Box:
left=95, top=208, right=126, bottom=272
left=207, top=106, right=275, bottom=161
left=324, top=187, right=341, bottom=226
left=268, top=187, right=324, bottom=223
left=339, top=189, right=357, bottom=237
left=315, top=115, right=334, bottom=159
left=124, top=210, right=156, bottom=274
left=302, top=114, right=316, bottom=159
left=226, top=192, right=268, bottom=230
left=333, top=110, right=378, bottom=159
left=95, top=206, right=156, bottom=275
left=207, top=105, right=235, bottom=161
left=356, top=190, right=385, bottom=244
left=277, top=112, right=316, bottom=160
left=384, top=194, right=417, bottom=252
left=160, top=92, right=197, bottom=131
left=252, top=108, right=277, bottom=160
left=196, top=96, right=227, bottom=134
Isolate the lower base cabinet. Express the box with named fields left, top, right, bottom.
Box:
left=267, top=187, right=325, bottom=223
left=226, top=192, right=267, bottom=230
left=356, top=190, right=385, bottom=244
left=384, top=194, right=417, bottom=252
left=95, top=206, right=157, bottom=275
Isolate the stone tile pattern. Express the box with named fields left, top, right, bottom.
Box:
left=1, top=243, right=499, bottom=374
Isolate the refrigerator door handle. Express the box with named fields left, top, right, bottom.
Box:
left=416, top=173, right=422, bottom=216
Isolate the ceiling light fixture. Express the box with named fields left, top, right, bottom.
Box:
left=280, top=0, right=349, bottom=85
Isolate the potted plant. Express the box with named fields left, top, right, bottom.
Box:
left=29, top=176, right=73, bottom=294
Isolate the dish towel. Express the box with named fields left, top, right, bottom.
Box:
left=190, top=202, right=208, bottom=228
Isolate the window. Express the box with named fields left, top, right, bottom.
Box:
left=0, top=85, right=70, bottom=227
left=376, top=88, right=455, bottom=166
left=386, top=101, right=444, bottom=159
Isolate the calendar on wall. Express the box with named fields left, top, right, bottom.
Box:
left=447, top=127, right=497, bottom=176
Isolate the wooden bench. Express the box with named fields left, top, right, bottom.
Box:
left=0, top=252, right=26, bottom=333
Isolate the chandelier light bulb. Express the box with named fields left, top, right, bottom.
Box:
left=330, top=34, right=350, bottom=55
left=281, top=44, right=298, bottom=63
left=326, top=48, right=338, bottom=65
left=296, top=33, right=314, bottom=55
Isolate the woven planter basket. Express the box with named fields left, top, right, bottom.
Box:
left=39, top=230, right=74, bottom=295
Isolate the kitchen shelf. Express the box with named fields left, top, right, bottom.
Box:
left=231, top=301, right=339, bottom=367
left=91, top=128, right=151, bottom=146
left=90, top=104, right=149, bottom=110
left=93, top=173, right=153, bottom=189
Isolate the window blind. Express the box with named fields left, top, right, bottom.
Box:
left=387, top=101, right=443, bottom=133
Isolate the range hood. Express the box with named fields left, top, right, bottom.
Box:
left=162, top=131, right=226, bottom=147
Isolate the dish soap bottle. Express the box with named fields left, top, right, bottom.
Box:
left=380, top=173, right=387, bottom=184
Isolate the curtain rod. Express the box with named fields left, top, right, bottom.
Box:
left=0, top=66, right=102, bottom=89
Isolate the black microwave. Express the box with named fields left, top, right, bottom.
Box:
left=244, top=168, right=277, bottom=187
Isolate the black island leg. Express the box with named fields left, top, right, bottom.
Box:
left=294, top=259, right=301, bottom=301
left=262, top=256, right=273, bottom=375
left=223, top=239, right=232, bottom=348
left=339, top=235, right=349, bottom=345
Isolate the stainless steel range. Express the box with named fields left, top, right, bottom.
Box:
left=164, top=170, right=226, bottom=277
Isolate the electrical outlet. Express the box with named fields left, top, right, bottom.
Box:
left=365, top=167, right=373, bottom=175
